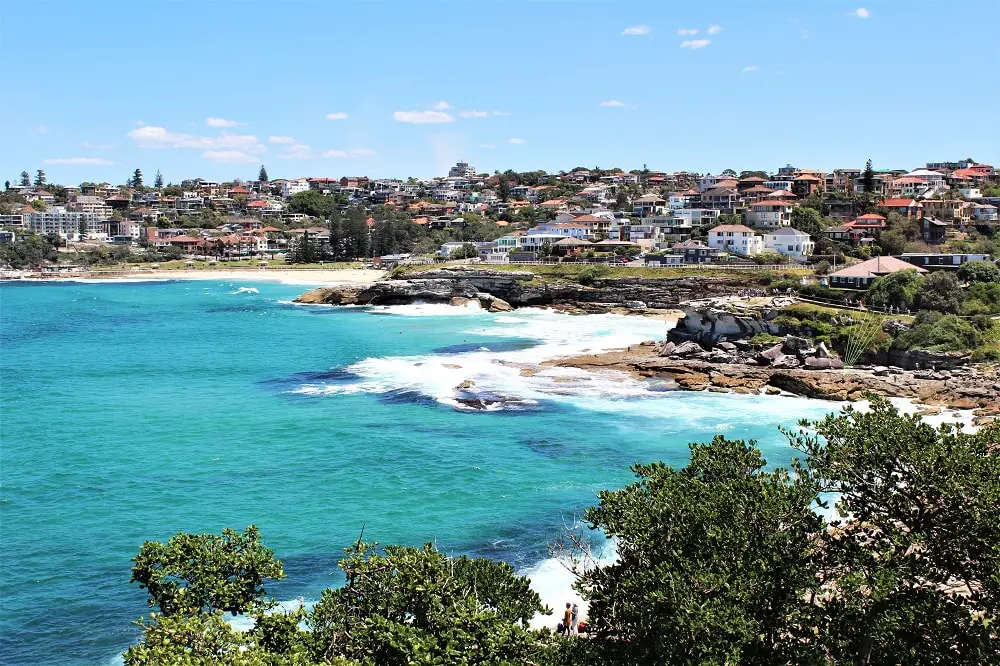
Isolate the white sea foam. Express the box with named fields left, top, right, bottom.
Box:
left=288, top=308, right=670, bottom=412
left=230, top=286, right=261, bottom=294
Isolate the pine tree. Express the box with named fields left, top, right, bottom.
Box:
left=34, top=170, right=46, bottom=187
left=19, top=171, right=30, bottom=187
left=4, top=180, right=9, bottom=191
left=863, top=159, right=875, bottom=194
left=132, top=169, right=143, bottom=189
left=258, top=165, right=268, bottom=183
left=154, top=170, right=164, bottom=189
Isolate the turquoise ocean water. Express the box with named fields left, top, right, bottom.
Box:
left=0, top=279, right=838, bottom=664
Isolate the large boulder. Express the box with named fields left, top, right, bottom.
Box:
left=757, top=343, right=785, bottom=365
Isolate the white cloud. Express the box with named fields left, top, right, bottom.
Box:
left=621, top=25, right=651, bottom=36
left=459, top=110, right=489, bottom=118
left=393, top=110, right=455, bottom=124
left=322, top=148, right=376, bottom=158
left=80, top=141, right=113, bottom=150
left=680, top=39, right=711, bottom=49
left=280, top=144, right=315, bottom=160
left=742, top=65, right=758, bottom=72
left=492, top=111, right=511, bottom=116
left=206, top=117, right=241, bottom=127
left=268, top=136, right=296, bottom=144
left=507, top=138, right=526, bottom=145
left=431, top=101, right=451, bottom=110
left=43, top=157, right=117, bottom=166
left=600, top=100, right=628, bottom=107
left=677, top=28, right=699, bottom=36
left=202, top=150, right=259, bottom=164
left=707, top=25, right=722, bottom=34
left=128, top=125, right=267, bottom=155
left=853, top=8, right=870, bottom=18
left=325, top=112, right=349, bottom=120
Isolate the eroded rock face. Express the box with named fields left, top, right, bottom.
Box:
left=668, top=306, right=781, bottom=346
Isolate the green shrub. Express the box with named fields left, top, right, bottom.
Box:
left=894, top=313, right=983, bottom=352
left=957, top=260, right=1000, bottom=284
left=577, top=265, right=610, bottom=286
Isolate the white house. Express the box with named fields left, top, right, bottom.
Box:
left=746, top=200, right=793, bottom=228
left=764, top=228, right=814, bottom=261
left=708, top=224, right=763, bottom=256
left=28, top=207, right=106, bottom=240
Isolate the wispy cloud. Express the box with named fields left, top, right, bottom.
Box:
left=852, top=8, right=870, bottom=19
left=599, top=100, right=628, bottom=108
left=707, top=25, right=722, bottom=34
left=206, top=117, right=241, bottom=128
left=680, top=39, right=711, bottom=49
left=322, top=148, right=376, bottom=158
left=268, top=136, right=296, bottom=144
left=492, top=111, right=510, bottom=116
left=430, top=101, right=451, bottom=110
left=459, top=110, right=489, bottom=118
left=128, top=126, right=267, bottom=156
left=742, top=65, right=758, bottom=73
left=677, top=28, right=699, bottom=36
left=203, top=151, right=260, bottom=164
left=325, top=112, right=349, bottom=120
left=393, top=110, right=455, bottom=124
left=507, top=138, right=526, bottom=145
left=621, top=25, right=651, bottom=36
left=80, top=141, right=113, bottom=150
left=43, top=157, right=117, bottom=166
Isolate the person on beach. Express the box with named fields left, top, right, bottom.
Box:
left=570, top=603, right=579, bottom=634
left=563, top=603, right=572, bottom=635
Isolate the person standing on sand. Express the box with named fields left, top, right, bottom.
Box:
left=570, top=603, right=579, bottom=634
left=562, top=602, right=572, bottom=636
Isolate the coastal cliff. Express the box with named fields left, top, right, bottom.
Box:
left=294, top=267, right=749, bottom=310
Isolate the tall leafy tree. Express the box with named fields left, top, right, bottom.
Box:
left=20, top=171, right=31, bottom=187
left=153, top=170, right=164, bottom=189
left=131, top=168, right=143, bottom=189
left=34, top=170, right=46, bottom=187
left=790, top=205, right=824, bottom=237
left=258, top=165, right=269, bottom=183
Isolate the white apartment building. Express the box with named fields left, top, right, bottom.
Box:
left=28, top=208, right=106, bottom=240
left=764, top=228, right=814, bottom=261
left=282, top=179, right=310, bottom=198
left=447, top=161, right=476, bottom=178
left=68, top=195, right=113, bottom=218
left=707, top=224, right=763, bottom=256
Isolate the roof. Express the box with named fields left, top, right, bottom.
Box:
left=879, top=198, right=920, bottom=207
left=752, top=200, right=793, bottom=207
left=634, top=193, right=666, bottom=202
left=769, top=190, right=797, bottom=198
left=554, top=237, right=591, bottom=246
left=829, top=256, right=928, bottom=279
left=709, top=224, right=755, bottom=233
left=767, top=227, right=808, bottom=236
left=793, top=174, right=822, bottom=181
left=570, top=214, right=607, bottom=223
left=856, top=213, right=887, bottom=221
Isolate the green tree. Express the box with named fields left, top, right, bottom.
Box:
left=153, top=170, right=164, bottom=189
left=878, top=229, right=907, bottom=255
left=957, top=259, right=1000, bottom=284
left=78, top=219, right=87, bottom=240
left=789, top=398, right=1000, bottom=665
left=34, top=169, right=46, bottom=187
left=258, top=165, right=269, bottom=183
left=894, top=311, right=983, bottom=352
left=288, top=190, right=334, bottom=219
left=0, top=232, right=58, bottom=268
left=866, top=269, right=923, bottom=309
left=916, top=270, right=963, bottom=313
left=130, top=525, right=284, bottom=616
left=131, top=168, right=143, bottom=189
left=863, top=159, right=875, bottom=194
left=20, top=171, right=30, bottom=187
left=576, top=436, right=824, bottom=666
left=721, top=168, right=737, bottom=177
left=790, top=205, right=824, bottom=237
left=310, top=541, right=546, bottom=666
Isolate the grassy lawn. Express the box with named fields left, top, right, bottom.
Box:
left=400, top=262, right=814, bottom=282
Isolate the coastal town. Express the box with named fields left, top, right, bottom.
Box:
left=1, top=159, right=997, bottom=291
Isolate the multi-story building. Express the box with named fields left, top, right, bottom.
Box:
left=447, top=161, right=476, bottom=178
left=921, top=200, right=971, bottom=225
left=282, top=179, right=309, bottom=198
left=707, top=224, right=763, bottom=256
left=632, top=193, right=667, bottom=217
left=699, top=187, right=740, bottom=213
left=27, top=207, right=106, bottom=240
left=764, top=228, right=814, bottom=261
left=745, top=200, right=793, bottom=229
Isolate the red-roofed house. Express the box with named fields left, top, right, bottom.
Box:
left=878, top=198, right=922, bottom=219
left=829, top=256, right=926, bottom=289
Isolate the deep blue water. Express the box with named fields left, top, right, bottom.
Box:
left=0, top=279, right=837, bottom=664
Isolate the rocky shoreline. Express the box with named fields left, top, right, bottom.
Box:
left=548, top=342, right=1000, bottom=424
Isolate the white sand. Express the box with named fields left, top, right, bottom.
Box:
left=63, top=268, right=386, bottom=285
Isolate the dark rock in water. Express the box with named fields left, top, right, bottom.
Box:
left=453, top=390, right=529, bottom=411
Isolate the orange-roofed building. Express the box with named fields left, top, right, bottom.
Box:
left=878, top=198, right=923, bottom=219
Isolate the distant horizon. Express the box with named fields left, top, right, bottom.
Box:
left=3, top=1, right=998, bottom=183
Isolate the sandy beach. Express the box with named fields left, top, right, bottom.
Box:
left=9, top=268, right=387, bottom=285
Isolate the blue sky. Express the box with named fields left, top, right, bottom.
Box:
left=3, top=1, right=998, bottom=185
